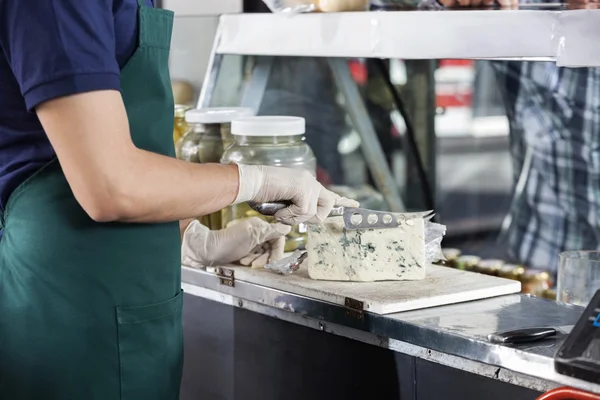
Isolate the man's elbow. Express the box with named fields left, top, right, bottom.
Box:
left=75, top=182, right=137, bottom=223
left=80, top=196, right=125, bottom=223
left=84, top=201, right=121, bottom=223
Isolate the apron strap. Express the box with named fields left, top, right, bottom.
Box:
left=135, top=0, right=173, bottom=50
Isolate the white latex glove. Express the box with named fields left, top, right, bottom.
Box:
left=234, top=165, right=359, bottom=225
left=182, top=218, right=292, bottom=269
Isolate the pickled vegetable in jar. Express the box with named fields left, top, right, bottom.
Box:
left=441, top=248, right=461, bottom=268
left=475, top=259, right=504, bottom=275
left=178, top=107, right=254, bottom=230
left=221, top=116, right=316, bottom=252
left=179, top=108, right=254, bottom=163
left=521, top=269, right=551, bottom=297
left=542, top=288, right=557, bottom=300
left=498, top=264, right=526, bottom=281
left=456, top=255, right=480, bottom=272
left=173, top=105, right=190, bottom=148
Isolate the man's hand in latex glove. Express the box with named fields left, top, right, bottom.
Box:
left=182, top=218, right=292, bottom=269
left=234, top=165, right=359, bottom=225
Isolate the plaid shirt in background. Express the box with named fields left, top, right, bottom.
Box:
left=491, top=61, right=600, bottom=271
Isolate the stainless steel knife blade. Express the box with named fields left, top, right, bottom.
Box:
left=342, top=207, right=434, bottom=230
left=248, top=201, right=434, bottom=230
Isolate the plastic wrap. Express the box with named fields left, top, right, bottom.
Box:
left=425, top=220, right=447, bottom=265
left=261, top=0, right=369, bottom=13
left=265, top=250, right=308, bottom=275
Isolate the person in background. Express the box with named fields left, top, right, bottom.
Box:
left=491, top=60, right=600, bottom=273
left=0, top=0, right=356, bottom=398
left=440, top=0, right=599, bottom=272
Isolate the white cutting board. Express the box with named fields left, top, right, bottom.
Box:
left=219, top=264, right=522, bottom=315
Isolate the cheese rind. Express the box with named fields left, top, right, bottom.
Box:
left=307, top=217, right=426, bottom=282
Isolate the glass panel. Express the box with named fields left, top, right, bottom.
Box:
left=201, top=55, right=563, bottom=296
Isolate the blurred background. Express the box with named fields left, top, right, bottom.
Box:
left=167, top=0, right=516, bottom=262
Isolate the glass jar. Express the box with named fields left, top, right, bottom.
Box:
left=498, top=264, right=526, bottom=281
left=177, top=107, right=254, bottom=162
left=475, top=259, right=505, bottom=276
left=221, top=116, right=317, bottom=252
left=178, top=107, right=254, bottom=229
left=173, top=104, right=190, bottom=147
left=521, top=269, right=551, bottom=297
left=558, top=251, right=600, bottom=306
left=441, top=248, right=462, bottom=268
left=542, top=288, right=557, bottom=301
left=456, top=255, right=481, bottom=272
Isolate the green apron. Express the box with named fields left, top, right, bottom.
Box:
left=0, top=1, right=183, bottom=399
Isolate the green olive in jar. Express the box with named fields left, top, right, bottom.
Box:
left=475, top=259, right=505, bottom=275
left=456, top=255, right=481, bottom=272
left=498, top=264, right=526, bottom=281
left=542, top=288, right=557, bottom=300
left=521, top=269, right=551, bottom=297
left=173, top=104, right=190, bottom=149
left=440, top=248, right=461, bottom=268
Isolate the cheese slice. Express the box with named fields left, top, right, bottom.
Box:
left=307, top=216, right=426, bottom=282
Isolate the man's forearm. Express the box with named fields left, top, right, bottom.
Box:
left=36, top=90, right=240, bottom=224
left=116, top=150, right=239, bottom=223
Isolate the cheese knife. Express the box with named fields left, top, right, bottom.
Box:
left=487, top=326, right=574, bottom=344
left=248, top=201, right=434, bottom=230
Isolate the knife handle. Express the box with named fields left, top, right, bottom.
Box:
left=248, top=201, right=291, bottom=216
left=487, top=327, right=557, bottom=344
left=249, top=201, right=345, bottom=218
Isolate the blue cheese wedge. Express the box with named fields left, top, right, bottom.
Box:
left=307, top=216, right=426, bottom=282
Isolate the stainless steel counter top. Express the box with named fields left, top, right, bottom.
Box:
left=182, top=266, right=600, bottom=394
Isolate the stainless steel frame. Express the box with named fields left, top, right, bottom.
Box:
left=197, top=29, right=223, bottom=109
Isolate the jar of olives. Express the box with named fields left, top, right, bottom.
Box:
left=456, top=255, right=481, bottom=272
left=173, top=104, right=190, bottom=148
left=178, top=107, right=254, bottom=229
left=542, top=288, right=557, bottom=300
left=221, top=116, right=317, bottom=252
left=441, top=248, right=462, bottom=268
left=178, top=107, right=254, bottom=162
left=498, top=264, right=526, bottom=281
left=475, top=259, right=505, bottom=276
left=521, top=269, right=551, bottom=297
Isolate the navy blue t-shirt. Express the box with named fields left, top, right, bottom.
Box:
left=0, top=0, right=154, bottom=210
